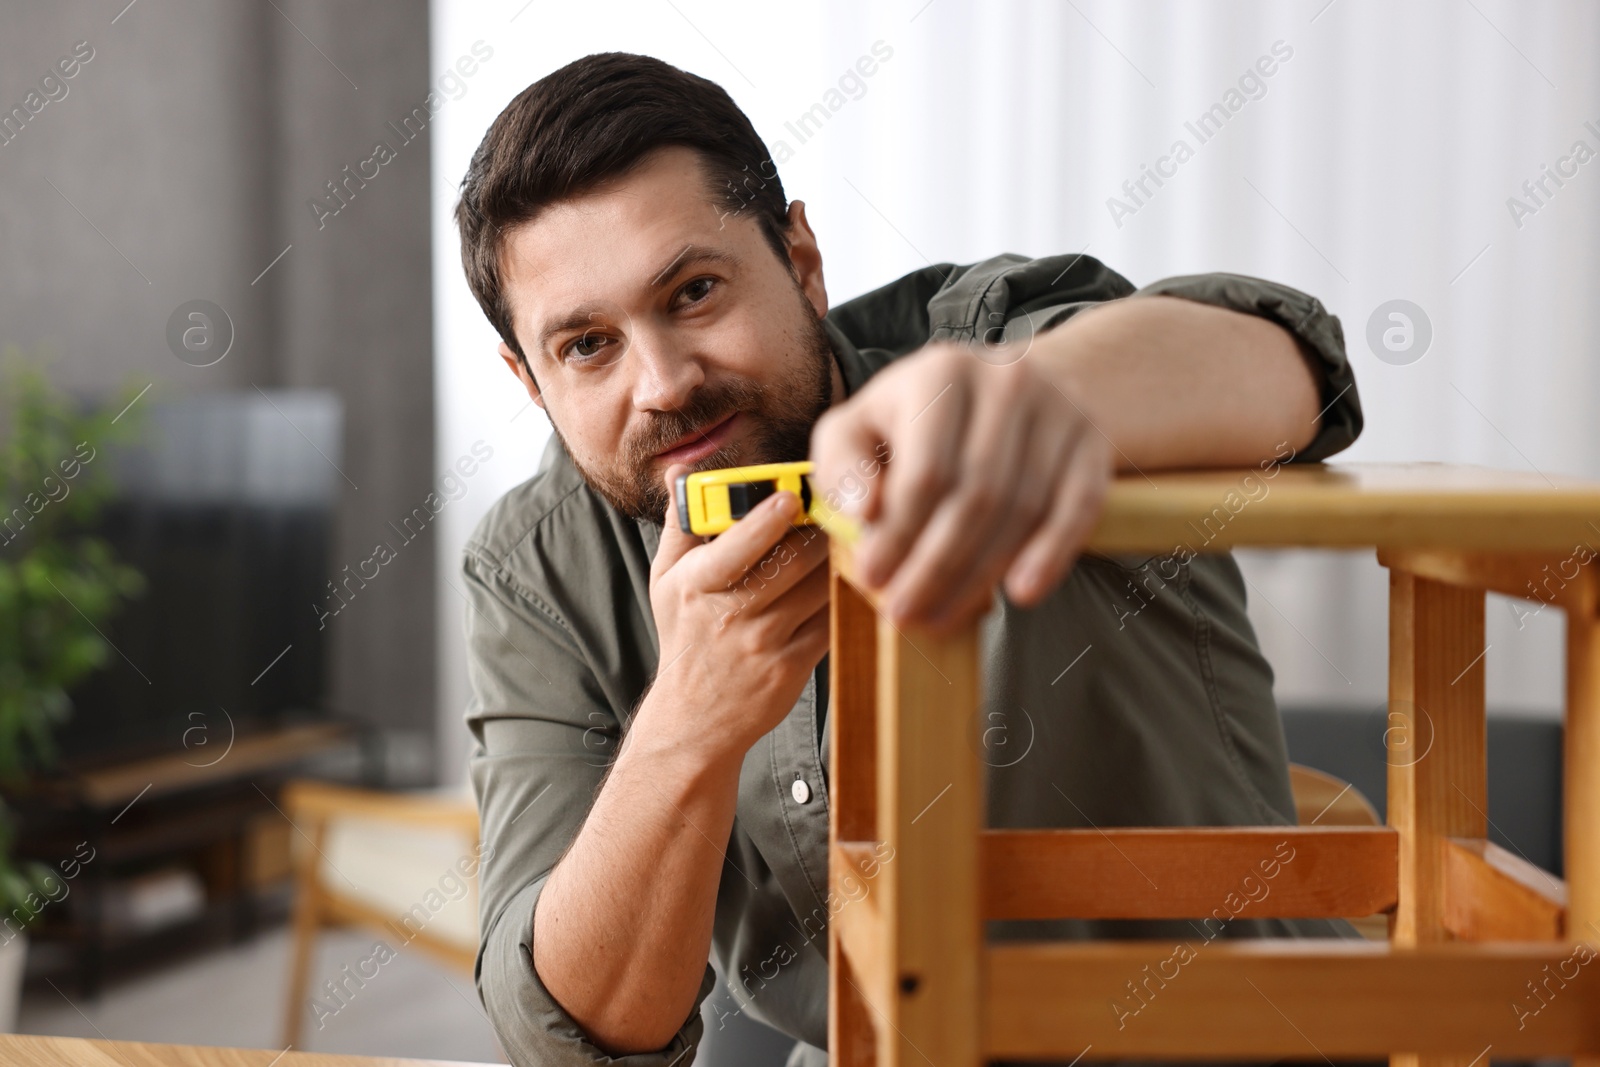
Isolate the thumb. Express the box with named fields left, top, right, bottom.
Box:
left=655, top=463, right=701, bottom=574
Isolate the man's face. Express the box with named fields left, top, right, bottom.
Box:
left=496, top=145, right=842, bottom=524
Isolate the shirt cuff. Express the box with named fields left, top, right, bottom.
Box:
left=1129, top=272, right=1364, bottom=463
left=477, top=876, right=715, bottom=1066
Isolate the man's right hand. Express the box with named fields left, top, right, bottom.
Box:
left=532, top=465, right=829, bottom=1056
left=642, top=463, right=831, bottom=759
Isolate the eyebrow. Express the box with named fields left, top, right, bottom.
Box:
left=534, top=243, right=737, bottom=354
left=648, top=242, right=734, bottom=286
left=536, top=303, right=612, bottom=353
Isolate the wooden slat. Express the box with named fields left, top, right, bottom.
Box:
left=980, top=826, right=1396, bottom=920
left=983, top=939, right=1600, bottom=1058
left=1378, top=548, right=1600, bottom=615
left=864, top=553, right=984, bottom=1067
left=1443, top=838, right=1567, bottom=941
left=1087, top=463, right=1600, bottom=552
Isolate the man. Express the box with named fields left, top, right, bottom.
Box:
left=456, top=52, right=1362, bottom=1067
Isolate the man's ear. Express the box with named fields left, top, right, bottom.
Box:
left=499, top=342, right=545, bottom=409
left=783, top=200, right=828, bottom=319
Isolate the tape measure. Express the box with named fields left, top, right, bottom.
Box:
left=675, top=461, right=861, bottom=543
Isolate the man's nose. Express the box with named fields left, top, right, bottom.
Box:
left=629, top=334, right=705, bottom=413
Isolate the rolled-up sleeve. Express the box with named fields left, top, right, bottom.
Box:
left=462, top=548, right=714, bottom=1066
left=1128, top=272, right=1363, bottom=463
left=922, top=254, right=1362, bottom=464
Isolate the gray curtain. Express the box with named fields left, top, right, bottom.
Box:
left=0, top=0, right=438, bottom=781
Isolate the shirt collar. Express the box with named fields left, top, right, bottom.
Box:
left=824, top=317, right=869, bottom=399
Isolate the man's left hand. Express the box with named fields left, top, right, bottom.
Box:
left=809, top=342, right=1112, bottom=633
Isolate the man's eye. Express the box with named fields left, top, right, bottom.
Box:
left=565, top=333, right=611, bottom=362
left=679, top=277, right=716, bottom=304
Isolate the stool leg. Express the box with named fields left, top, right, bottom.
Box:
left=875, top=613, right=982, bottom=1067
left=1566, top=609, right=1600, bottom=1066
left=830, top=572, right=880, bottom=1065
left=1386, top=568, right=1486, bottom=1067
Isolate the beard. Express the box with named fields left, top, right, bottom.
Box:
left=551, top=295, right=836, bottom=526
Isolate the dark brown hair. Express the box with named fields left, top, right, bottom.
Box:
left=455, top=52, right=790, bottom=367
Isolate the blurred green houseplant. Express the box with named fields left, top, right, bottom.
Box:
left=0, top=352, right=144, bottom=923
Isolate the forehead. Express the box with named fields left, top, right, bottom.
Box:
left=498, top=146, right=752, bottom=338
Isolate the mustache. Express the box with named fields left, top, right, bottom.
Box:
left=623, top=378, right=764, bottom=462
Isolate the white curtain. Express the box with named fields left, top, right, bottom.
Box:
left=432, top=0, right=1600, bottom=777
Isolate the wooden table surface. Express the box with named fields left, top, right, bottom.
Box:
left=0, top=1034, right=500, bottom=1067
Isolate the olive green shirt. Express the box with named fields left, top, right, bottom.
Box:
left=463, top=252, right=1364, bottom=1067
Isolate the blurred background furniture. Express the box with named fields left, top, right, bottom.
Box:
left=8, top=721, right=357, bottom=999
left=1286, top=762, right=1381, bottom=827
left=1287, top=762, right=1386, bottom=941
left=279, top=781, right=480, bottom=1048
left=1, top=387, right=368, bottom=998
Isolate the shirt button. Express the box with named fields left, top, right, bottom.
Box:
left=791, top=778, right=812, bottom=804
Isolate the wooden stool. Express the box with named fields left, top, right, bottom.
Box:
left=826, top=462, right=1600, bottom=1064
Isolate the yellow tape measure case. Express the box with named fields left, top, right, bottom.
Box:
left=675, top=461, right=817, bottom=536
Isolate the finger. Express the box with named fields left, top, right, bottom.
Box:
left=922, top=407, right=1079, bottom=626
left=744, top=547, right=831, bottom=635
left=879, top=378, right=1039, bottom=623
left=655, top=463, right=704, bottom=576
left=689, top=489, right=806, bottom=591
left=712, top=524, right=830, bottom=621
left=916, top=568, right=1001, bottom=639
left=784, top=549, right=833, bottom=621
left=852, top=377, right=970, bottom=588
left=1003, top=430, right=1113, bottom=606
left=809, top=402, right=891, bottom=523
left=786, top=598, right=832, bottom=668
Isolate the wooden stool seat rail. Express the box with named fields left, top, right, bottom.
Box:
left=825, top=463, right=1600, bottom=1064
